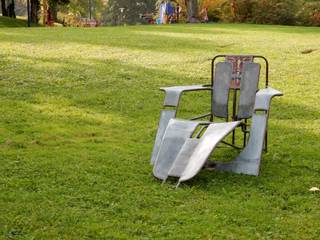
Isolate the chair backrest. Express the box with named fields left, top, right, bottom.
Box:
left=212, top=60, right=260, bottom=120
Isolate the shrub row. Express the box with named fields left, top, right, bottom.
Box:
left=207, top=0, right=320, bottom=26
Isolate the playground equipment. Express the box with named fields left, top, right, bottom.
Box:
left=150, top=55, right=283, bottom=187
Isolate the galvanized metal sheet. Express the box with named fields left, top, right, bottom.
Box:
left=179, top=121, right=240, bottom=182
left=254, top=87, right=283, bottom=111
left=215, top=88, right=283, bottom=176
left=168, top=138, right=199, bottom=177
left=215, top=114, right=267, bottom=176
left=150, top=110, right=176, bottom=165
left=212, top=62, right=233, bottom=118
left=161, top=85, right=211, bottom=107
left=153, top=119, right=199, bottom=180
left=238, top=62, right=260, bottom=119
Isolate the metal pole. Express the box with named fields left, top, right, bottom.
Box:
left=27, top=0, right=31, bottom=27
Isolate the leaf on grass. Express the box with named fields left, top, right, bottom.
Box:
left=309, top=187, right=320, bottom=192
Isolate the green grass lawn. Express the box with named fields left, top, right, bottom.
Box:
left=0, top=16, right=42, bottom=28
left=0, top=16, right=31, bottom=28
left=0, top=23, right=319, bottom=239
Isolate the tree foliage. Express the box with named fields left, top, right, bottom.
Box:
left=67, top=0, right=105, bottom=19
left=297, top=1, right=320, bottom=26
left=205, top=0, right=320, bottom=26
left=6, top=0, right=318, bottom=26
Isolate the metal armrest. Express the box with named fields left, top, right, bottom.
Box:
left=254, top=87, right=283, bottom=111
left=160, top=85, right=211, bottom=107
left=151, top=85, right=211, bottom=164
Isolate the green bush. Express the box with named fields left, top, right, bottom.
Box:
left=252, top=0, right=302, bottom=25
left=236, top=0, right=257, bottom=22
left=213, top=0, right=319, bottom=26
left=297, top=2, right=320, bottom=26
left=207, top=8, right=223, bottom=22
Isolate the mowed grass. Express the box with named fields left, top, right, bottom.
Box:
left=0, top=16, right=31, bottom=28
left=0, top=23, right=319, bottom=239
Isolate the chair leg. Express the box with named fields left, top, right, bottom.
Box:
left=243, top=119, right=248, bottom=148
left=231, top=89, right=237, bottom=145
left=215, top=113, right=267, bottom=176
left=264, top=129, right=268, bottom=152
left=150, top=110, right=176, bottom=165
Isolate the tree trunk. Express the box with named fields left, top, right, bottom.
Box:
left=43, top=0, right=48, bottom=24
left=30, top=0, right=39, bottom=23
left=7, top=0, right=16, bottom=18
left=185, top=0, right=199, bottom=23
left=1, top=0, right=8, bottom=16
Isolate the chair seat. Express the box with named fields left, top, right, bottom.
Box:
left=153, top=119, right=240, bottom=182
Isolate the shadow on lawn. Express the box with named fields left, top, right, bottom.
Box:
left=5, top=53, right=319, bottom=124
left=0, top=27, right=239, bottom=55
left=0, top=53, right=207, bottom=146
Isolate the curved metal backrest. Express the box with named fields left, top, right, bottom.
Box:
left=212, top=61, right=261, bottom=120
left=212, top=62, right=233, bottom=118
left=211, top=55, right=269, bottom=89
left=238, top=62, right=261, bottom=119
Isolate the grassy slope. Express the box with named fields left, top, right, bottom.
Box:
left=0, top=16, right=28, bottom=28
left=0, top=24, right=319, bottom=239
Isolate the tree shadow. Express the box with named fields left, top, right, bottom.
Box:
left=0, top=26, right=240, bottom=55
left=1, top=35, right=319, bottom=195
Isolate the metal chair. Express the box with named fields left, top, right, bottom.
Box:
left=150, top=55, right=283, bottom=187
